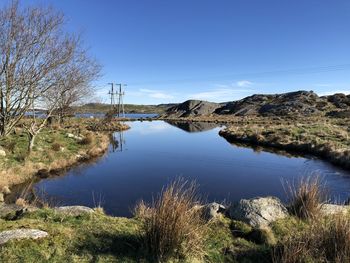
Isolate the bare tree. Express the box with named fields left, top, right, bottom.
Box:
left=0, top=1, right=77, bottom=137
left=24, top=51, right=101, bottom=152
left=51, top=51, right=101, bottom=124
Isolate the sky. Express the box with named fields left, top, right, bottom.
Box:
left=3, top=0, right=350, bottom=104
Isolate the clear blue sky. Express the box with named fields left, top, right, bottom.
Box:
left=4, top=0, right=350, bottom=104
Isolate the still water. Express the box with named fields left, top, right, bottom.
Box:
left=34, top=121, right=350, bottom=217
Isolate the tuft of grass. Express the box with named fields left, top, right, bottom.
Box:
left=134, top=178, right=208, bottom=262
left=51, top=142, right=62, bottom=152
left=285, top=175, right=327, bottom=220
left=79, top=134, right=93, bottom=145
left=272, top=214, right=350, bottom=263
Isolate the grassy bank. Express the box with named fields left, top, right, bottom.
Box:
left=0, top=206, right=271, bottom=262
left=219, top=117, right=350, bottom=169
left=0, top=118, right=128, bottom=190
left=1, top=177, right=349, bottom=262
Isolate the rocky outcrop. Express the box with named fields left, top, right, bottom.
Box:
left=166, top=100, right=221, bottom=117
left=0, top=229, right=48, bottom=245
left=54, top=206, right=94, bottom=216
left=216, top=91, right=330, bottom=117
left=228, top=197, right=288, bottom=228
left=326, top=93, right=350, bottom=109
left=163, top=91, right=350, bottom=118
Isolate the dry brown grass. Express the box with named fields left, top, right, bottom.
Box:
left=273, top=214, right=350, bottom=263
left=285, top=175, right=327, bottom=220
left=134, top=178, right=208, bottom=262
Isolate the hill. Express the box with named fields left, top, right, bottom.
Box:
left=74, top=103, right=176, bottom=114
left=163, top=91, right=350, bottom=118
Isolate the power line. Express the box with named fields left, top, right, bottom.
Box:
left=127, top=63, right=350, bottom=86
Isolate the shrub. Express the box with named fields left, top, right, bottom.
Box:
left=272, top=215, right=350, bottom=263
left=285, top=175, right=327, bottom=220
left=51, top=142, right=62, bottom=152
left=79, top=134, right=93, bottom=145
left=134, top=178, right=208, bottom=262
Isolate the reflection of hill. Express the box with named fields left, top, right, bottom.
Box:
left=165, top=121, right=220, bottom=133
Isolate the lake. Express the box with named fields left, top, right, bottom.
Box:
left=34, top=120, right=350, bottom=217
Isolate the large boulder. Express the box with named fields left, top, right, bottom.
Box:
left=54, top=206, right=94, bottom=216
left=228, top=197, right=288, bottom=228
left=0, top=229, right=48, bottom=245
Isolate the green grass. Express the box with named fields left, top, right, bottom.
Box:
left=0, top=209, right=143, bottom=263
left=0, top=208, right=277, bottom=263
left=0, top=118, right=110, bottom=188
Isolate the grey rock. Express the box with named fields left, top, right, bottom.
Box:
left=66, top=133, right=83, bottom=141
left=54, top=206, right=94, bottom=216
left=320, top=204, right=350, bottom=215
left=0, top=204, right=36, bottom=220
left=202, top=202, right=226, bottom=220
left=0, top=229, right=48, bottom=245
left=228, top=197, right=288, bottom=228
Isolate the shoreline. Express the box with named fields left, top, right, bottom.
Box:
left=0, top=119, right=130, bottom=199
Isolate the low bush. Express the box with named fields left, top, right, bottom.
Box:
left=273, top=214, right=350, bottom=263
left=79, top=134, right=93, bottom=145
left=134, top=178, right=208, bottom=262
left=51, top=142, right=62, bottom=152
left=285, top=175, right=327, bottom=220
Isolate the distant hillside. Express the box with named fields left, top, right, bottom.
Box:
left=74, top=103, right=176, bottom=114
left=163, top=91, right=350, bottom=118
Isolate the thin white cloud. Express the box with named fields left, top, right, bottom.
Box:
left=189, top=88, right=254, bottom=101
left=237, top=80, right=253, bottom=87
left=317, top=90, right=350, bottom=96
left=139, top=88, right=175, bottom=99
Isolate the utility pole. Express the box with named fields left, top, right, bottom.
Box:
left=108, top=83, right=116, bottom=109
left=116, top=84, right=126, bottom=117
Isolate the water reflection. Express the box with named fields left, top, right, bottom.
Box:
left=165, top=120, right=221, bottom=133
left=33, top=121, right=350, bottom=217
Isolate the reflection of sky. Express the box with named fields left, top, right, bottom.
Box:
left=35, top=121, right=350, bottom=217
left=130, top=121, right=172, bottom=135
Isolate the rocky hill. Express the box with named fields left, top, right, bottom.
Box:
left=163, top=91, right=350, bottom=118
left=165, top=100, right=222, bottom=117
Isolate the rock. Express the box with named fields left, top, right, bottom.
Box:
left=228, top=197, right=288, bottom=228
left=0, top=193, right=4, bottom=202
left=66, top=133, right=83, bottom=141
left=320, top=204, right=350, bottom=215
left=54, top=206, right=94, bottom=216
left=67, top=133, right=75, bottom=138
left=0, top=148, right=6, bottom=157
left=0, top=229, right=48, bottom=245
left=202, top=202, right=226, bottom=220
left=0, top=204, right=27, bottom=220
